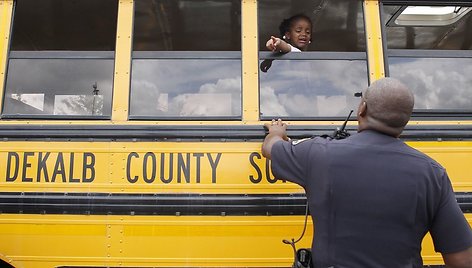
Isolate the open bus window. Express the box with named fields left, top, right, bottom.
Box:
left=258, top=0, right=368, bottom=119
left=130, top=0, right=242, bottom=120
left=1, top=0, right=117, bottom=119
left=383, top=4, right=472, bottom=114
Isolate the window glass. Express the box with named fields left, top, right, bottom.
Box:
left=133, top=0, right=241, bottom=51
left=131, top=57, right=241, bottom=118
left=258, top=0, right=367, bottom=119
left=384, top=5, right=472, bottom=49
left=388, top=56, right=472, bottom=110
left=383, top=5, right=472, bottom=113
left=10, top=0, right=118, bottom=51
left=2, top=0, right=118, bottom=118
left=4, top=57, right=114, bottom=116
left=260, top=57, right=367, bottom=118
left=130, top=0, right=242, bottom=119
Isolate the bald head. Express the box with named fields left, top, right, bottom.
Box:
left=358, top=77, right=414, bottom=137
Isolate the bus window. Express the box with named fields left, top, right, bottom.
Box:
left=258, top=0, right=368, bottom=119
left=2, top=0, right=117, bottom=119
left=130, top=0, right=242, bottom=120
left=383, top=4, right=472, bottom=114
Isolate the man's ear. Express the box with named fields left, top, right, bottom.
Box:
left=358, top=101, right=367, bottom=117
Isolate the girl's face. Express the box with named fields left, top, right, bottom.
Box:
left=285, top=18, right=312, bottom=51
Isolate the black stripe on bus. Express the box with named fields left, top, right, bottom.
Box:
left=57, top=265, right=446, bottom=268
left=0, top=192, right=470, bottom=216
left=57, top=266, right=448, bottom=268
left=55, top=266, right=451, bottom=268
left=382, top=0, right=472, bottom=6
left=0, top=124, right=471, bottom=141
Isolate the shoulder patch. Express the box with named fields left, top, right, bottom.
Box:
left=291, top=137, right=312, bottom=146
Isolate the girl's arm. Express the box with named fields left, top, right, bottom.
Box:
left=266, top=35, right=291, bottom=53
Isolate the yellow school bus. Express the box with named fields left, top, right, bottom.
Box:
left=0, top=0, right=471, bottom=267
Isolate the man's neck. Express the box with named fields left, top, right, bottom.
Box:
left=358, top=118, right=402, bottom=138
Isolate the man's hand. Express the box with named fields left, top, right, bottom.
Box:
left=264, top=119, right=289, bottom=140
left=262, top=119, right=289, bottom=159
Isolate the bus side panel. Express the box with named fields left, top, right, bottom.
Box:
left=0, top=140, right=470, bottom=267
left=0, top=214, right=312, bottom=267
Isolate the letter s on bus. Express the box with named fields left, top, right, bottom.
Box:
left=249, top=152, right=262, bottom=183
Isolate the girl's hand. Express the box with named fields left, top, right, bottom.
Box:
left=266, top=36, right=282, bottom=52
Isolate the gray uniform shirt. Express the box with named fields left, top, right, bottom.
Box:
left=271, top=130, right=472, bottom=268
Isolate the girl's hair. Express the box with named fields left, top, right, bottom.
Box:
left=278, top=13, right=313, bottom=38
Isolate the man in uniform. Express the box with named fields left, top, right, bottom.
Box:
left=262, top=77, right=472, bottom=267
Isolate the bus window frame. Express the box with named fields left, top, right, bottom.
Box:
left=381, top=2, right=472, bottom=120
left=129, top=50, right=243, bottom=121
left=256, top=0, right=369, bottom=121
